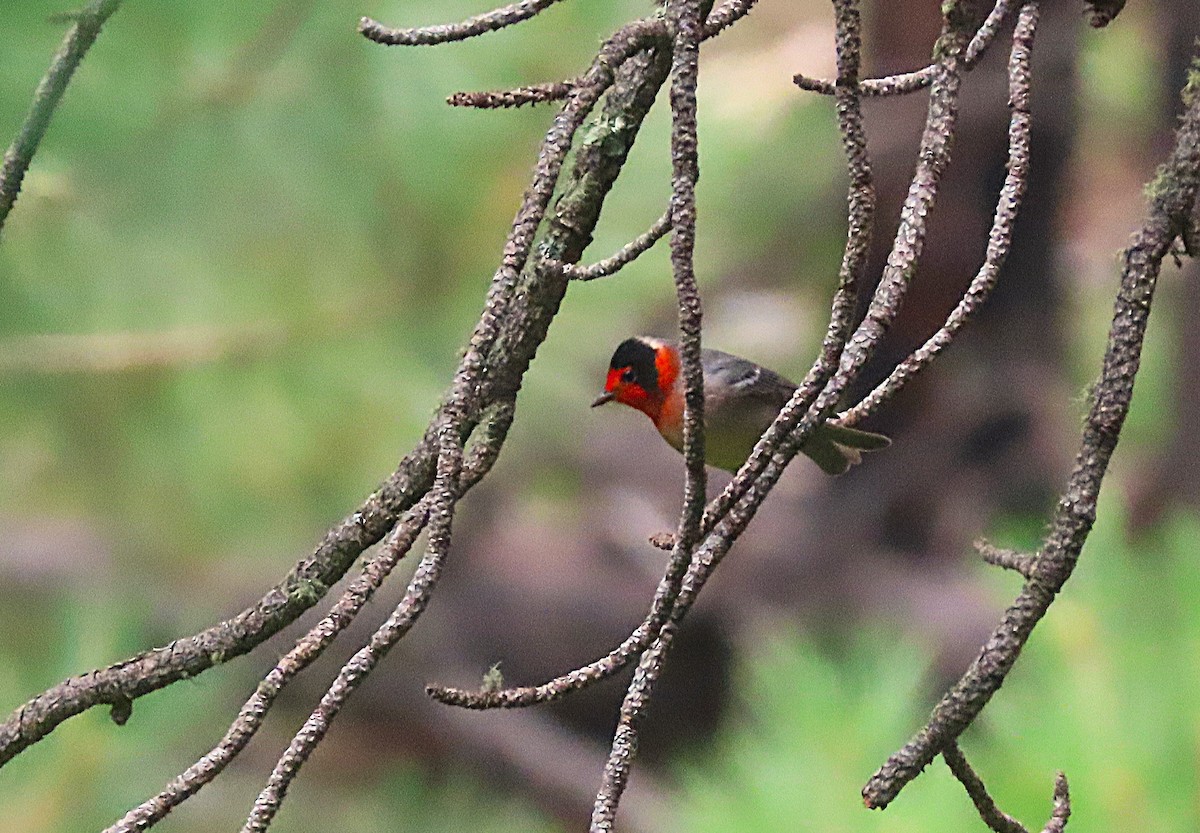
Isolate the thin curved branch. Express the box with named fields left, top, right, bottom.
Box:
left=590, top=0, right=705, bottom=823
left=944, top=742, right=1070, bottom=833
left=862, top=47, right=1200, bottom=810
left=0, top=0, right=123, bottom=240
left=242, top=410, right=469, bottom=832
left=942, top=741, right=1034, bottom=833
left=945, top=743, right=1072, bottom=833
left=551, top=210, right=671, bottom=280
left=104, top=403, right=515, bottom=832
left=430, top=0, right=928, bottom=717
left=793, top=0, right=1017, bottom=98
left=359, top=0, right=567, bottom=47
left=840, top=0, right=1036, bottom=426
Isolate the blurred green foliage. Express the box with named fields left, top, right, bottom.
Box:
left=0, top=1, right=1194, bottom=831
left=677, top=506, right=1200, bottom=832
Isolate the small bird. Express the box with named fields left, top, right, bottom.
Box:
left=592, top=336, right=890, bottom=474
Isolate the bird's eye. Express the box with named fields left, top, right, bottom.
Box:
left=621, top=368, right=636, bottom=383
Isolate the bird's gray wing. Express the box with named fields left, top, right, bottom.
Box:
left=700, top=348, right=796, bottom=411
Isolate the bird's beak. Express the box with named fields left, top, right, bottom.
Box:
left=591, top=391, right=615, bottom=407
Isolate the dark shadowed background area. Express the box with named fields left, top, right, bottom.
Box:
left=2, top=1, right=1200, bottom=830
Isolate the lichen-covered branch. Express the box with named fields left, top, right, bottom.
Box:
left=862, top=45, right=1200, bottom=810
left=0, top=8, right=669, bottom=777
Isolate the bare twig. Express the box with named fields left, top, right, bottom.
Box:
left=942, top=741, right=1032, bottom=833
left=976, top=539, right=1038, bottom=577
left=841, top=0, right=1037, bottom=426
left=863, top=44, right=1200, bottom=810
left=1042, top=773, right=1072, bottom=833
left=794, top=0, right=1016, bottom=98
left=0, top=0, right=123, bottom=240
left=359, top=0, right=567, bottom=46
left=448, top=80, right=575, bottom=108
left=944, top=742, right=1070, bottom=832
left=548, top=210, right=671, bottom=281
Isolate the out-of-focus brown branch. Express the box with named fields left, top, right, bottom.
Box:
left=862, top=38, right=1200, bottom=811
left=1083, top=0, right=1125, bottom=27
left=0, top=0, right=123, bottom=240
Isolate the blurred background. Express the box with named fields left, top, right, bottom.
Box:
left=2, top=0, right=1199, bottom=830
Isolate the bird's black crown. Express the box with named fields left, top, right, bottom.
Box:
left=609, top=337, right=660, bottom=391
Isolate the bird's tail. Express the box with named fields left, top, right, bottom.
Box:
left=801, top=422, right=891, bottom=476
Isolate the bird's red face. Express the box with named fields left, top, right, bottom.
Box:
left=601, top=365, right=655, bottom=411
left=592, top=338, right=678, bottom=422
